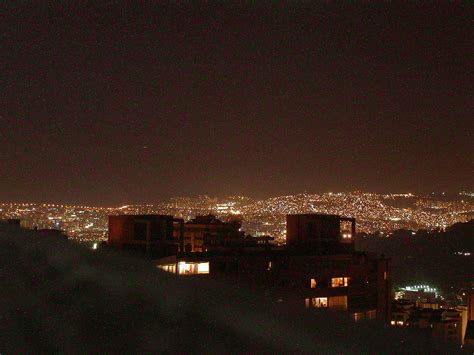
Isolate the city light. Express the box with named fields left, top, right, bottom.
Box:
left=0, top=191, right=471, bottom=244
left=399, top=285, right=440, bottom=298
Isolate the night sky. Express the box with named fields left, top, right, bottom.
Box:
left=2, top=2, right=473, bottom=205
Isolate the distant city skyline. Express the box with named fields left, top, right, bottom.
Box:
left=0, top=189, right=472, bottom=206
left=1, top=191, right=472, bottom=244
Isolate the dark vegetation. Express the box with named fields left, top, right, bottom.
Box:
left=356, top=220, right=474, bottom=292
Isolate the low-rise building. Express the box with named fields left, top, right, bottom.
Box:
left=391, top=300, right=467, bottom=345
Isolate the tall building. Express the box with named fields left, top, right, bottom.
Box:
left=178, top=214, right=244, bottom=252
left=108, top=215, right=183, bottom=257
left=157, top=213, right=391, bottom=321
left=286, top=214, right=355, bottom=254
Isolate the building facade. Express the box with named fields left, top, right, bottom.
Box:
left=286, top=214, right=355, bottom=254
left=177, top=214, right=245, bottom=252
left=157, top=214, right=391, bottom=321
left=108, top=215, right=183, bottom=257
left=390, top=300, right=470, bottom=345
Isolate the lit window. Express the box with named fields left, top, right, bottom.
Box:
left=353, top=312, right=364, bottom=321
left=328, top=296, right=347, bottom=310
left=178, top=262, right=191, bottom=274
left=268, top=261, right=272, bottom=271
left=157, top=264, right=177, bottom=274
left=197, top=262, right=209, bottom=274
left=178, top=262, right=210, bottom=275
left=331, top=277, right=350, bottom=287
left=384, top=271, right=387, bottom=280
left=312, top=297, right=328, bottom=308
left=311, top=278, right=317, bottom=288
left=305, top=297, right=328, bottom=308
left=390, top=320, right=396, bottom=325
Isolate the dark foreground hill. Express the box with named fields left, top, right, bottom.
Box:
left=0, top=225, right=464, bottom=353
left=355, top=220, right=474, bottom=289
